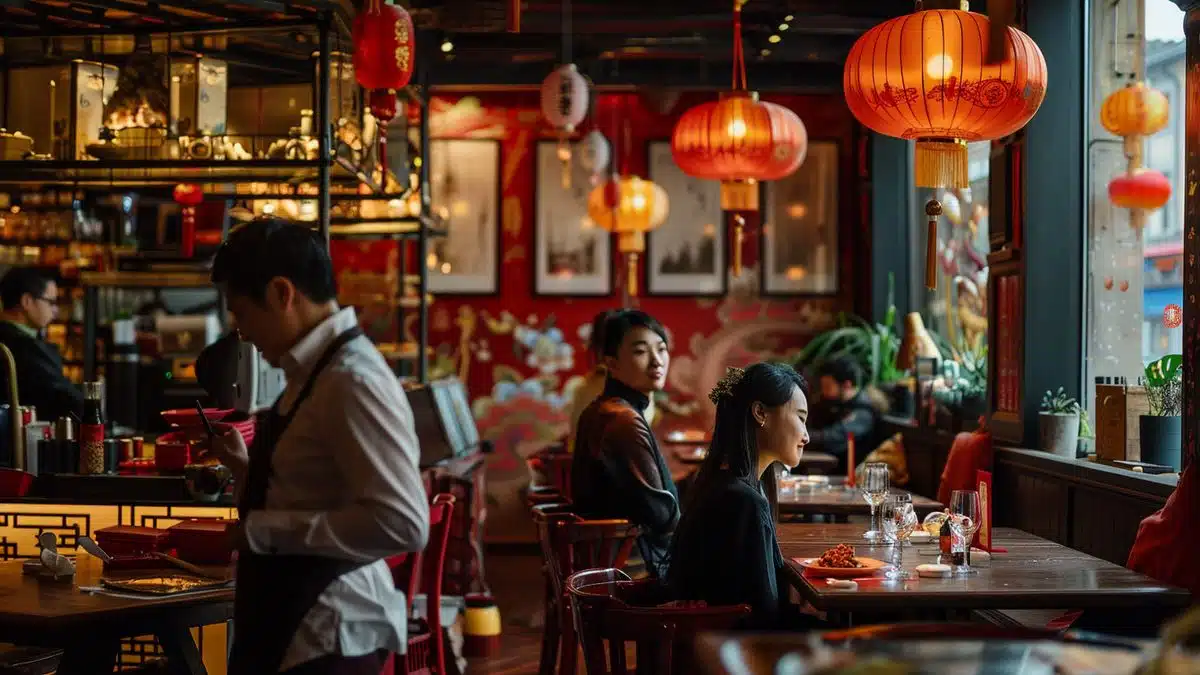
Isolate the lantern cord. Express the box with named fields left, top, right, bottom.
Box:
left=924, top=199, right=943, bottom=290
left=732, top=2, right=747, bottom=91
left=562, top=0, right=573, bottom=65
left=732, top=214, right=745, bottom=277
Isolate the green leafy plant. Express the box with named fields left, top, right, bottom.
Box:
left=1145, top=354, right=1183, bottom=417
left=793, top=273, right=904, bottom=385
left=1040, top=388, right=1079, bottom=415
left=1078, top=408, right=1094, bottom=438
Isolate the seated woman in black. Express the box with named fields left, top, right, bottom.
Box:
left=666, top=362, right=811, bottom=629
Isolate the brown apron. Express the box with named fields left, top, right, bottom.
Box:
left=228, top=327, right=367, bottom=675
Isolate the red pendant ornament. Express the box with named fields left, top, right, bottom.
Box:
left=354, top=0, right=415, bottom=189
left=1163, top=303, right=1183, bottom=329
left=1108, top=168, right=1171, bottom=215
left=670, top=0, right=808, bottom=277
left=173, top=184, right=203, bottom=258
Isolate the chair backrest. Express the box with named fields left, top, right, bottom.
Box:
left=532, top=504, right=640, bottom=600
left=567, top=568, right=752, bottom=675
left=386, top=493, right=456, bottom=674
left=528, top=445, right=573, bottom=500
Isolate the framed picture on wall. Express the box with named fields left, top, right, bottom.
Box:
left=645, top=140, right=726, bottom=296
left=534, top=140, right=612, bottom=295
left=761, top=140, right=840, bottom=296
left=427, top=139, right=502, bottom=295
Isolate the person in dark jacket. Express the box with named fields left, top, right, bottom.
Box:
left=570, top=309, right=678, bottom=578
left=807, top=357, right=883, bottom=473
left=0, top=268, right=83, bottom=421
left=667, top=362, right=815, bottom=629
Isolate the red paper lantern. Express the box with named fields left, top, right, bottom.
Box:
left=1163, top=303, right=1183, bottom=329
left=1108, top=169, right=1171, bottom=211
left=173, top=184, right=203, bottom=258
left=844, top=6, right=1046, bottom=188
left=352, top=1, right=415, bottom=92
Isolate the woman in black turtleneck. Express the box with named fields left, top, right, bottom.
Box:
left=570, top=310, right=678, bottom=579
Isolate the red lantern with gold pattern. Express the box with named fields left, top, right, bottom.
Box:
left=844, top=4, right=1047, bottom=190
left=1108, top=169, right=1171, bottom=213
left=1164, top=304, right=1183, bottom=329
left=173, top=184, right=203, bottom=258
left=353, top=1, right=415, bottom=92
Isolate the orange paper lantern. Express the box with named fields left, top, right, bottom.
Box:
left=844, top=6, right=1047, bottom=188
left=1108, top=169, right=1171, bottom=211
left=587, top=176, right=668, bottom=296
left=671, top=93, right=808, bottom=211
left=1100, top=82, right=1169, bottom=138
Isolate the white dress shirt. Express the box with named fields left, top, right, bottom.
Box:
left=242, top=307, right=430, bottom=671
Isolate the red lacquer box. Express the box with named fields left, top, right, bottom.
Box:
left=169, top=519, right=235, bottom=565
left=94, top=526, right=172, bottom=557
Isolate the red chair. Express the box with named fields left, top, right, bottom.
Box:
left=383, top=493, right=456, bottom=675
left=566, top=568, right=751, bottom=675
left=533, top=505, right=641, bottom=675
left=527, top=446, right=573, bottom=503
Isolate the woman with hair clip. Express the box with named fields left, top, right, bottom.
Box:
left=666, top=362, right=813, bottom=629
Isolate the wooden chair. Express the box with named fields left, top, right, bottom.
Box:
left=532, top=505, right=641, bottom=675
left=384, top=493, right=456, bottom=675
left=527, top=445, right=573, bottom=503
left=566, top=569, right=751, bottom=675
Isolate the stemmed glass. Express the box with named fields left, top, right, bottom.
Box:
left=861, top=463, right=890, bottom=541
left=881, top=494, right=917, bottom=580
left=949, top=489, right=982, bottom=575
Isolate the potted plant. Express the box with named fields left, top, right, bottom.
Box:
left=1038, top=388, right=1080, bottom=458
left=1077, top=408, right=1094, bottom=458
left=1141, top=354, right=1183, bottom=470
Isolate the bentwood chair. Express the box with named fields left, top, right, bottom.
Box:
left=384, top=493, right=456, bottom=675
left=566, top=569, right=751, bottom=675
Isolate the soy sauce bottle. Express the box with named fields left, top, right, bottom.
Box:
left=78, top=382, right=105, bottom=475
left=938, top=513, right=952, bottom=561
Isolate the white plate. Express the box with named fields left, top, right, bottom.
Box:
left=908, top=531, right=932, bottom=543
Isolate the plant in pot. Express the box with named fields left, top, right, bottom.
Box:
left=1038, top=388, right=1080, bottom=458
left=1141, top=354, right=1183, bottom=470
left=931, top=336, right=988, bottom=428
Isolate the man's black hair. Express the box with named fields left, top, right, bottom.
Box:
left=817, top=356, right=863, bottom=387
left=211, top=217, right=337, bottom=304
left=601, top=309, right=669, bottom=358
left=0, top=267, right=52, bottom=311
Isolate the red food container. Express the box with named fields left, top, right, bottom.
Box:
left=169, top=519, right=235, bottom=565
left=0, top=468, right=34, bottom=498
left=94, top=526, right=172, bottom=557
left=154, top=432, right=194, bottom=472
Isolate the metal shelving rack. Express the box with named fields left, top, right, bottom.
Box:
left=0, top=0, right=440, bottom=383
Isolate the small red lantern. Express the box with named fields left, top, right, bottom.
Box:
left=1108, top=169, right=1171, bottom=213
left=1163, top=303, right=1183, bottom=329
left=353, top=1, right=415, bottom=92
left=173, top=184, right=203, bottom=258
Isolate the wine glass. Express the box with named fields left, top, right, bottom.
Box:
left=881, top=494, right=917, bottom=580
left=861, top=463, right=890, bottom=541
left=949, top=490, right=982, bottom=575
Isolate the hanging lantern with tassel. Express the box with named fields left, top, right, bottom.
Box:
left=1101, top=83, right=1171, bottom=231
left=844, top=1, right=1047, bottom=289
left=577, top=129, right=611, bottom=185
left=587, top=175, right=668, bottom=297
left=541, top=64, right=589, bottom=188
left=670, top=0, right=808, bottom=276
left=353, top=0, right=415, bottom=187
left=173, top=184, right=203, bottom=258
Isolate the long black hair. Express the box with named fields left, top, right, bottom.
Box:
left=682, top=362, right=808, bottom=516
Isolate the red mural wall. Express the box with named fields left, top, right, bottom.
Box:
left=331, top=90, right=870, bottom=541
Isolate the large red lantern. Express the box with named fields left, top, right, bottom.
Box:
left=670, top=0, right=808, bottom=277
left=173, top=184, right=203, bottom=258
left=353, top=1, right=415, bottom=92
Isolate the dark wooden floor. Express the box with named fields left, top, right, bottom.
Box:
left=464, top=551, right=546, bottom=674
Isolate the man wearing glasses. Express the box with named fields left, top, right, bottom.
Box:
left=0, top=267, right=82, bottom=421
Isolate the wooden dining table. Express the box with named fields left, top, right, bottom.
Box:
left=0, top=555, right=232, bottom=675
left=776, top=478, right=943, bottom=521
left=776, top=523, right=1190, bottom=627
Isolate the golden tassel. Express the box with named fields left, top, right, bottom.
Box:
left=627, top=252, right=639, bottom=297
left=915, top=139, right=969, bottom=189
left=925, top=199, right=942, bottom=290
left=732, top=214, right=745, bottom=277
left=558, top=139, right=572, bottom=189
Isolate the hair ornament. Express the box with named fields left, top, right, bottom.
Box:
left=708, top=366, right=746, bottom=405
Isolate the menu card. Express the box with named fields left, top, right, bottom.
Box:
left=975, top=470, right=992, bottom=551
left=846, top=433, right=856, bottom=488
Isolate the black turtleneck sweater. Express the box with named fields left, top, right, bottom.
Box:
left=570, top=377, right=679, bottom=578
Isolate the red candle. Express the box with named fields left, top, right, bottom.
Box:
left=846, top=432, right=856, bottom=488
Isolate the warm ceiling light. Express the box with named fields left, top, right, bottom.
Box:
left=760, top=48, right=771, bottom=57
left=440, top=38, right=454, bottom=53
left=779, top=23, right=789, bottom=31
left=768, top=34, right=781, bottom=44
left=784, top=14, right=794, bottom=21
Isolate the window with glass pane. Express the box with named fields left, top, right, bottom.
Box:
left=1086, top=0, right=1184, bottom=468
left=914, top=141, right=991, bottom=355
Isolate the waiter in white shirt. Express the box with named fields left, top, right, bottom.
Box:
left=206, top=218, right=430, bottom=675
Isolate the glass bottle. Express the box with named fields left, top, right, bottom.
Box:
left=79, top=381, right=105, bottom=474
